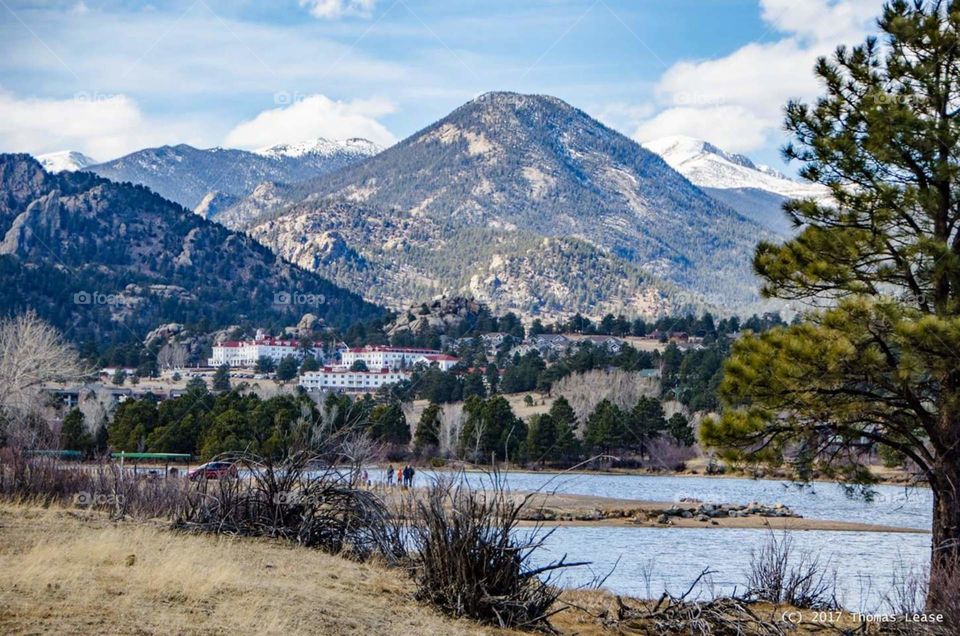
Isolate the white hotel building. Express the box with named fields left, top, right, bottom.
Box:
left=299, top=367, right=412, bottom=392
left=300, top=346, right=459, bottom=392
left=208, top=335, right=322, bottom=368
left=341, top=345, right=449, bottom=370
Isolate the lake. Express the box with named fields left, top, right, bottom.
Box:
left=415, top=469, right=932, bottom=611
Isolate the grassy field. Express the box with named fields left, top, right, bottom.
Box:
left=0, top=503, right=904, bottom=635
left=0, top=503, right=500, bottom=635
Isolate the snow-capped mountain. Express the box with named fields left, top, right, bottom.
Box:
left=643, top=135, right=830, bottom=234
left=35, top=150, right=98, bottom=173
left=256, top=137, right=381, bottom=160
left=88, top=138, right=379, bottom=215
left=242, top=92, right=773, bottom=316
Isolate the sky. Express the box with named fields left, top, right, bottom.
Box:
left=0, top=0, right=885, bottom=171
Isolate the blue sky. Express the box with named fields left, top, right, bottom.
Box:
left=0, top=0, right=883, bottom=170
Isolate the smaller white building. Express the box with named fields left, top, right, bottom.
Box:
left=299, top=367, right=411, bottom=392
left=209, top=332, right=322, bottom=368
left=342, top=345, right=447, bottom=370
left=414, top=353, right=459, bottom=371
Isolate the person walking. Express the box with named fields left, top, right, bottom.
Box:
left=408, top=465, right=416, bottom=488
left=386, top=465, right=394, bottom=487
left=396, top=466, right=403, bottom=487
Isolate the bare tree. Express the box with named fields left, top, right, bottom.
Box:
left=156, top=341, right=187, bottom=371
left=79, top=387, right=111, bottom=435
left=438, top=402, right=464, bottom=457
left=0, top=313, right=90, bottom=447
left=552, top=368, right=659, bottom=424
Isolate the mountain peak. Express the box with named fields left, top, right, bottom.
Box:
left=462, top=91, right=575, bottom=116
left=251, top=92, right=769, bottom=313
left=643, top=135, right=831, bottom=235
left=88, top=139, right=378, bottom=211
left=643, top=135, right=757, bottom=171
left=35, top=150, right=98, bottom=173
left=254, top=137, right=381, bottom=159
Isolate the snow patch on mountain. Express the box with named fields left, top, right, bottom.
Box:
left=255, top=137, right=380, bottom=159
left=35, top=150, right=98, bottom=173
left=643, top=135, right=828, bottom=201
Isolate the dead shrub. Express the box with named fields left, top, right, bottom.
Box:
left=174, top=451, right=405, bottom=563
left=0, top=451, right=191, bottom=519
left=408, top=471, right=585, bottom=630
left=746, top=531, right=837, bottom=610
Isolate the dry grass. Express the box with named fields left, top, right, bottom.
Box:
left=0, top=503, right=924, bottom=635
left=0, top=503, right=504, bottom=635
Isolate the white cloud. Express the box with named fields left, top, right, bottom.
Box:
left=0, top=89, right=214, bottom=160
left=0, top=90, right=143, bottom=160
left=635, top=0, right=883, bottom=153
left=299, top=0, right=376, bottom=20
left=224, top=94, right=396, bottom=149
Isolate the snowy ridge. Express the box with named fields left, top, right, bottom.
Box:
left=35, top=150, right=98, bottom=173
left=643, top=135, right=829, bottom=201
left=255, top=137, right=380, bottom=159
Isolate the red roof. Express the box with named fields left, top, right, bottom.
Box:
left=215, top=339, right=322, bottom=349
left=346, top=346, right=439, bottom=354
left=316, top=367, right=410, bottom=375
left=424, top=354, right=458, bottom=361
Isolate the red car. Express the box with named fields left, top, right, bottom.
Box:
left=187, top=461, right=237, bottom=481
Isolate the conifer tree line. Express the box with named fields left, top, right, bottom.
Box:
left=62, top=376, right=695, bottom=467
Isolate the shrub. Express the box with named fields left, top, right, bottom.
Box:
left=0, top=450, right=191, bottom=519
left=175, top=452, right=405, bottom=563
left=746, top=531, right=836, bottom=609
left=408, top=471, right=584, bottom=630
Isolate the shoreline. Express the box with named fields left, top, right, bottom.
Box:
left=512, top=491, right=927, bottom=534
left=415, top=463, right=930, bottom=489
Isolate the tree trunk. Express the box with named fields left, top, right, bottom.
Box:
left=927, top=459, right=960, bottom=614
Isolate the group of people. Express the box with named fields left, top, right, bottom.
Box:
left=385, top=464, right=416, bottom=488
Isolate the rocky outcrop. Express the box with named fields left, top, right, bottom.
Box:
left=193, top=190, right=239, bottom=219
left=657, top=502, right=800, bottom=523
left=385, top=296, right=487, bottom=337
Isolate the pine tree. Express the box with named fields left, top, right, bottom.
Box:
left=626, top=397, right=667, bottom=458
left=583, top=399, right=624, bottom=454
left=462, top=370, right=487, bottom=399
left=526, top=413, right=559, bottom=464
left=667, top=412, right=695, bottom=447
left=701, top=1, right=960, bottom=608
left=212, top=364, right=231, bottom=392
left=60, top=408, right=91, bottom=454
left=275, top=355, right=299, bottom=382
left=414, top=402, right=442, bottom=452
left=255, top=356, right=275, bottom=374
left=300, top=355, right=320, bottom=374
left=457, top=395, right=523, bottom=462
left=368, top=402, right=410, bottom=445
